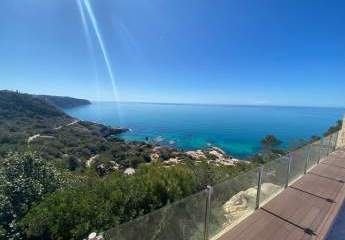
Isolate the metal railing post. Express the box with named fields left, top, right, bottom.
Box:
left=255, top=166, right=264, bottom=209
left=203, top=185, right=213, bottom=240
left=285, top=153, right=292, bottom=188
left=304, top=145, right=311, bottom=174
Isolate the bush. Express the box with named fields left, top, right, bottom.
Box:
left=68, top=156, right=80, bottom=171
left=21, top=164, right=199, bottom=240
left=0, top=152, right=73, bottom=239
left=0, top=226, right=6, bottom=239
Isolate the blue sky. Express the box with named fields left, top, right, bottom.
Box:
left=0, top=0, right=344, bottom=107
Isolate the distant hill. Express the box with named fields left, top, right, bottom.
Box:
left=0, top=90, right=69, bottom=119
left=0, top=91, right=73, bottom=156
left=0, top=90, right=152, bottom=174
left=35, top=94, right=91, bottom=109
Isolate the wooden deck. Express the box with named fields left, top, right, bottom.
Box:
left=218, top=149, right=345, bottom=240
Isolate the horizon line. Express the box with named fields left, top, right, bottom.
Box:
left=91, top=100, right=345, bottom=110
left=2, top=89, right=344, bottom=109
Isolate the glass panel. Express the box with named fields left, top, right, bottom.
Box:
left=307, top=142, right=320, bottom=170
left=320, top=136, right=331, bottom=159
left=331, top=131, right=339, bottom=152
left=260, top=157, right=288, bottom=205
left=289, top=146, right=307, bottom=183
left=208, top=168, right=258, bottom=238
left=104, top=190, right=207, bottom=240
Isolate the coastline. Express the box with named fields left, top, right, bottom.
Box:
left=65, top=101, right=344, bottom=159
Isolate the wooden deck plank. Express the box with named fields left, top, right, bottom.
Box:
left=321, top=150, right=345, bottom=168
left=217, top=209, right=308, bottom=240
left=216, top=149, right=345, bottom=240
left=309, top=163, right=345, bottom=182
left=292, top=174, right=343, bottom=200
left=263, top=188, right=333, bottom=232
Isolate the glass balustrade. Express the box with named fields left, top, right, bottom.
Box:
left=104, top=130, right=341, bottom=240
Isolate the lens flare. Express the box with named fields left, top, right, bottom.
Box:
left=76, top=0, right=100, bottom=98
left=77, top=0, right=123, bottom=124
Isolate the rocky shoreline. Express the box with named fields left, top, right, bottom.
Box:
left=148, top=145, right=247, bottom=168
left=186, top=146, right=242, bottom=166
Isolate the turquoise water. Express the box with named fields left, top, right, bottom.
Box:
left=65, top=102, right=344, bottom=158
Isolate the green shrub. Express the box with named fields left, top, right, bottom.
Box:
left=0, top=152, right=74, bottom=239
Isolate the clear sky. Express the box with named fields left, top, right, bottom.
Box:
left=0, top=0, right=344, bottom=107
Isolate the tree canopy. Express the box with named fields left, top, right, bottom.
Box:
left=0, top=152, right=75, bottom=239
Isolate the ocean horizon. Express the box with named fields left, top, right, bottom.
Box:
left=65, top=102, right=345, bottom=158
left=89, top=100, right=345, bottom=109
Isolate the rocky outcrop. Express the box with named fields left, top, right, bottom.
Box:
left=223, top=187, right=256, bottom=222
left=109, top=161, right=120, bottom=170
left=86, top=155, right=99, bottom=168
left=185, top=146, right=246, bottom=166
left=210, top=146, right=226, bottom=155
left=86, top=232, right=103, bottom=240
left=186, top=150, right=207, bottom=160
left=124, top=167, right=136, bottom=175
left=150, top=153, right=160, bottom=162
left=100, top=126, right=129, bottom=138
left=222, top=183, right=281, bottom=226
left=163, top=157, right=181, bottom=165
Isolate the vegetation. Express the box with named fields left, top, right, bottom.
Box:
left=20, top=160, right=255, bottom=240
left=0, top=152, right=76, bottom=239
left=0, top=90, right=71, bottom=158
left=0, top=90, right=155, bottom=172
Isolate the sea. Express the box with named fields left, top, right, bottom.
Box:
left=64, top=102, right=345, bottom=159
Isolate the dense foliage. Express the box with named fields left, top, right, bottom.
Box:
left=0, top=152, right=75, bottom=239
left=20, top=160, right=252, bottom=240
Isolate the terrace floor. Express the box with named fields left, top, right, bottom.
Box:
left=218, top=148, right=345, bottom=240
